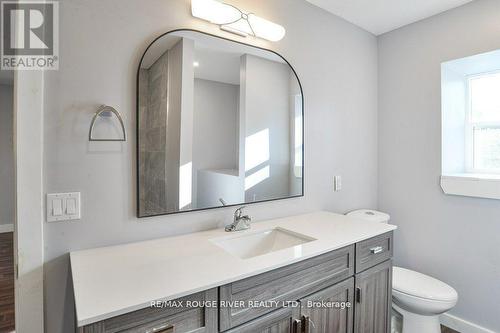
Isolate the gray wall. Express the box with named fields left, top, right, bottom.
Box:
left=193, top=79, right=240, bottom=207
left=165, top=39, right=183, bottom=212
left=42, top=0, right=378, bottom=332
left=378, top=0, right=500, bottom=331
left=0, top=84, right=14, bottom=227
left=242, top=54, right=292, bottom=201
left=193, top=79, right=239, bottom=175
left=178, top=38, right=195, bottom=211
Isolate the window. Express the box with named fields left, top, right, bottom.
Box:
left=441, top=49, right=500, bottom=200
left=466, top=71, right=500, bottom=173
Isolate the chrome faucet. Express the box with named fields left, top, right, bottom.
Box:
left=225, top=206, right=252, bottom=232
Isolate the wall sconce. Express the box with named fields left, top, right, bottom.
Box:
left=191, top=0, right=286, bottom=42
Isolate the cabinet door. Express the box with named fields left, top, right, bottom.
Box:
left=299, top=278, right=354, bottom=333
left=225, top=307, right=297, bottom=333
left=354, top=260, right=392, bottom=333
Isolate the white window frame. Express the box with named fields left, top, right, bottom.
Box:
left=464, top=70, right=500, bottom=175
left=441, top=50, right=500, bottom=200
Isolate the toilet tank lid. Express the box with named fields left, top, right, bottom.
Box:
left=346, top=209, right=390, bottom=223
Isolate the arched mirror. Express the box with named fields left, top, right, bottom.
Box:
left=137, top=30, right=303, bottom=217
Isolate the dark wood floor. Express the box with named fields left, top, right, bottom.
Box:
left=0, top=232, right=14, bottom=333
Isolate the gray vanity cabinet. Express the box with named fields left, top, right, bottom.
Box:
left=226, top=276, right=355, bottom=333
left=298, top=277, right=354, bottom=333
left=219, top=245, right=354, bottom=331
left=353, top=232, right=393, bottom=333
left=224, top=307, right=296, bottom=333
left=354, top=259, right=393, bottom=333
left=77, top=233, right=394, bottom=333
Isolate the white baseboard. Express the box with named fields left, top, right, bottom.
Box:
left=441, top=313, right=497, bottom=333
left=0, top=224, right=14, bottom=233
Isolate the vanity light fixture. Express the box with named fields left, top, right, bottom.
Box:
left=191, top=0, right=286, bottom=42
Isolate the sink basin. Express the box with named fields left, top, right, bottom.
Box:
left=211, top=227, right=316, bottom=259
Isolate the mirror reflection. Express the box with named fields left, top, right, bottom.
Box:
left=137, top=30, right=303, bottom=217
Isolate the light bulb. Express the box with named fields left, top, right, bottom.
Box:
left=191, top=0, right=241, bottom=25
left=248, top=14, right=286, bottom=42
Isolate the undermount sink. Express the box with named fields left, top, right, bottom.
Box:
left=211, top=227, right=316, bottom=259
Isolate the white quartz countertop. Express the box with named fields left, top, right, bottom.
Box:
left=70, top=211, right=397, bottom=327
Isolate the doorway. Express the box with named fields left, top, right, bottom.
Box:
left=0, top=71, right=15, bottom=332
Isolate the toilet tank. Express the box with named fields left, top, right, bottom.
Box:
left=346, top=209, right=390, bottom=224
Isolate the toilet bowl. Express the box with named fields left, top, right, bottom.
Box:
left=392, top=266, right=458, bottom=333
left=346, top=209, right=458, bottom=333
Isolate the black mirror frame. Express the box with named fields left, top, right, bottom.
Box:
left=136, top=29, right=304, bottom=218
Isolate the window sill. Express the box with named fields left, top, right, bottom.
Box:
left=440, top=173, right=500, bottom=200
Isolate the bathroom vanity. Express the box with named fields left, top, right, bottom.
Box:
left=71, top=212, right=395, bottom=333
left=71, top=30, right=397, bottom=333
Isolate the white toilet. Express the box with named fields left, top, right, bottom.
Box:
left=346, top=209, right=458, bottom=333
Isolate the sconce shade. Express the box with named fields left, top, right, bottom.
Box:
left=247, top=14, right=286, bottom=42
left=191, top=0, right=241, bottom=25
left=191, top=0, right=286, bottom=42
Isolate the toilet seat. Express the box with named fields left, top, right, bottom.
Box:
left=393, top=267, right=458, bottom=302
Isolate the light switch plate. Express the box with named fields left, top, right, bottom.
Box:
left=46, top=192, right=81, bottom=222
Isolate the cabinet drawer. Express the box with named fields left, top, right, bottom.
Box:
left=79, top=289, right=217, bottom=333
left=219, top=245, right=354, bottom=331
left=355, top=232, right=393, bottom=273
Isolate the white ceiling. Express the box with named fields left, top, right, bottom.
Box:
left=194, top=46, right=241, bottom=85
left=141, top=36, right=181, bottom=69
left=305, top=0, right=475, bottom=35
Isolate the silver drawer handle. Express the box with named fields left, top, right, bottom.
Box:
left=370, top=246, right=383, bottom=254
left=146, top=324, right=175, bottom=333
